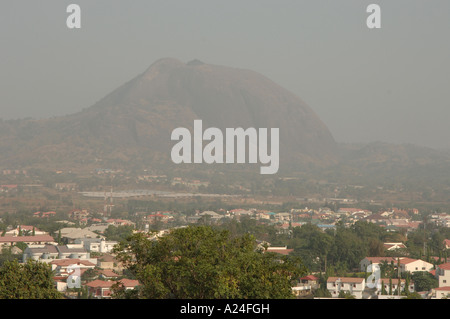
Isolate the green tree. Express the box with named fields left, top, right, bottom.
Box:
left=328, top=228, right=366, bottom=272
left=57, top=229, right=62, bottom=245
left=0, top=259, right=63, bottom=299
left=291, top=224, right=333, bottom=273
left=338, top=290, right=355, bottom=299
left=404, top=274, right=410, bottom=295
left=405, top=292, right=422, bottom=299
left=104, top=225, right=134, bottom=243
left=113, top=225, right=307, bottom=299
left=411, top=271, right=439, bottom=292
left=389, top=278, right=393, bottom=295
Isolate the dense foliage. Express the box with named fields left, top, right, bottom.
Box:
left=0, top=259, right=63, bottom=299
left=113, top=225, right=307, bottom=299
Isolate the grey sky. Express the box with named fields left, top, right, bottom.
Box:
left=1, top=0, right=449, bottom=149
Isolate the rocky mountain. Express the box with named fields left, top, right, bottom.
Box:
left=0, top=58, right=338, bottom=172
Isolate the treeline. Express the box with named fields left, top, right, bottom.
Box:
left=216, top=218, right=450, bottom=276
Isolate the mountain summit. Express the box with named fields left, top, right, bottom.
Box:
left=0, top=58, right=337, bottom=171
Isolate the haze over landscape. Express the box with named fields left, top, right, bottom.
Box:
left=1, top=0, right=450, bottom=149
left=2, top=1, right=450, bottom=303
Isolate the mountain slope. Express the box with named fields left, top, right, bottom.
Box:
left=0, top=58, right=337, bottom=171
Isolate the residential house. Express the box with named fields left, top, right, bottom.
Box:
left=199, top=211, right=222, bottom=223
left=33, top=211, right=57, bottom=219
left=67, top=209, right=90, bottom=221
left=292, top=275, right=319, bottom=298
left=431, top=287, right=450, bottom=299
left=0, top=184, right=18, bottom=193
left=338, top=208, right=371, bottom=216
left=50, top=258, right=96, bottom=277
left=360, top=257, right=433, bottom=274
left=57, top=227, right=104, bottom=243
left=360, top=257, right=398, bottom=272
left=265, top=246, right=294, bottom=255
left=106, top=219, right=135, bottom=227
left=75, top=238, right=118, bottom=253
left=435, top=262, right=450, bottom=288
left=398, top=258, right=434, bottom=273
left=55, top=183, right=77, bottom=191
left=383, top=242, right=407, bottom=251
left=85, top=279, right=140, bottom=299
left=146, top=213, right=172, bottom=225
left=5, top=225, right=47, bottom=236
left=0, top=235, right=56, bottom=248
left=23, top=244, right=59, bottom=262
left=274, top=212, right=291, bottom=222
left=97, top=254, right=123, bottom=273
left=57, top=244, right=90, bottom=259
left=375, top=278, right=415, bottom=296
left=23, top=244, right=90, bottom=262
left=229, top=209, right=254, bottom=218
left=85, top=224, right=110, bottom=234
left=99, top=269, right=119, bottom=280
left=327, top=277, right=366, bottom=299
left=364, top=213, right=389, bottom=225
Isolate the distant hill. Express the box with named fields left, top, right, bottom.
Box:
left=2, top=58, right=450, bottom=187
left=0, top=58, right=338, bottom=171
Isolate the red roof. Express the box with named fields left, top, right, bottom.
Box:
left=438, top=262, right=450, bottom=270
left=363, top=257, right=398, bottom=263
left=85, top=279, right=140, bottom=289
left=266, top=248, right=294, bottom=255
left=0, top=235, right=54, bottom=243
left=85, top=279, right=113, bottom=288
left=0, top=184, right=17, bottom=188
left=300, top=275, right=319, bottom=281
left=100, top=269, right=118, bottom=277
left=434, top=286, right=450, bottom=291
left=398, top=257, right=419, bottom=265
left=119, top=279, right=140, bottom=288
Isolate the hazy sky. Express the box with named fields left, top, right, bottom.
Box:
left=1, top=0, right=449, bottom=149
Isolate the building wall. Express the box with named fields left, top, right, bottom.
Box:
left=403, top=260, right=434, bottom=273
left=436, top=268, right=450, bottom=287
left=327, top=280, right=365, bottom=299
left=432, top=289, right=450, bottom=299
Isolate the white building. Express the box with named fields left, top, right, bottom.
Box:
left=50, top=258, right=96, bottom=277
left=435, top=262, right=450, bottom=288
left=57, top=227, right=105, bottom=244
left=431, top=287, right=450, bottom=299
left=5, top=225, right=47, bottom=236
left=360, top=257, right=398, bottom=272
left=383, top=242, right=407, bottom=251
left=327, top=277, right=365, bottom=299
left=22, top=244, right=59, bottom=262
left=23, top=244, right=90, bottom=262
left=360, top=257, right=434, bottom=274
left=375, top=278, right=415, bottom=296
left=399, top=258, right=434, bottom=273
left=75, top=238, right=118, bottom=253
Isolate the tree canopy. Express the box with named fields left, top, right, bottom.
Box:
left=113, top=225, right=307, bottom=299
left=0, top=259, right=63, bottom=299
